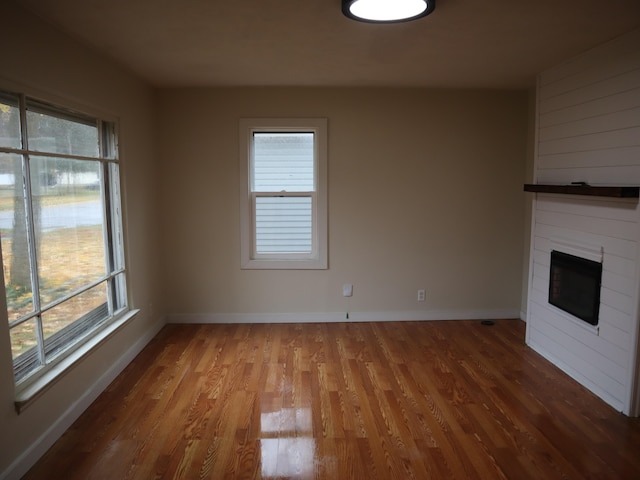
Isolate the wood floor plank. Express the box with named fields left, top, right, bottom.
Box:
left=22, top=320, right=640, bottom=479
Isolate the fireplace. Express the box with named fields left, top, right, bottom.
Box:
left=548, top=250, right=603, bottom=326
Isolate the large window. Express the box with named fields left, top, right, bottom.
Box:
left=239, top=118, right=327, bottom=269
left=0, top=90, right=129, bottom=389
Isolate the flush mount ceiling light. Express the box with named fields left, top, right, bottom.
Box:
left=342, top=0, right=435, bottom=23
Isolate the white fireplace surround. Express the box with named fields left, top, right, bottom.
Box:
left=525, top=28, right=640, bottom=416
left=527, top=195, right=639, bottom=414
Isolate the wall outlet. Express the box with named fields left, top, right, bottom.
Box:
left=343, top=284, right=353, bottom=297
left=417, top=289, right=426, bottom=302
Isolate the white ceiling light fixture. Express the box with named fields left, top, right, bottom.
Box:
left=342, top=0, right=435, bottom=23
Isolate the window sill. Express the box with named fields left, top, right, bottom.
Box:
left=14, top=309, right=139, bottom=413
left=241, top=257, right=328, bottom=270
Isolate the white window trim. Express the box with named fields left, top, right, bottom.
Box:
left=239, top=118, right=328, bottom=269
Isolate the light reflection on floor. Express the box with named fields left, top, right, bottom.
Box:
left=260, top=408, right=315, bottom=478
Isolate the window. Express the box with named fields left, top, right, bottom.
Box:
left=0, top=90, right=129, bottom=389
left=239, top=118, right=327, bottom=269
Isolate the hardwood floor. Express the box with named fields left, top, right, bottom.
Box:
left=23, top=320, right=640, bottom=479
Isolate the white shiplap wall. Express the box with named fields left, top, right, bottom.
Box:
left=526, top=28, right=640, bottom=415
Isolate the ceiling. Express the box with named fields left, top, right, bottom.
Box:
left=14, top=0, right=640, bottom=89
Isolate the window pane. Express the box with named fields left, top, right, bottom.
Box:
left=255, top=196, right=312, bottom=253
left=26, top=102, right=99, bottom=157
left=30, top=156, right=105, bottom=306
left=10, top=317, right=43, bottom=382
left=10, top=318, right=39, bottom=363
left=253, top=133, right=314, bottom=192
left=0, top=153, right=35, bottom=323
left=42, top=282, right=108, bottom=360
left=0, top=92, right=21, bottom=149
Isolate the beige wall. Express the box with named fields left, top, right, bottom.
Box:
left=0, top=3, right=163, bottom=477
left=159, top=87, right=529, bottom=321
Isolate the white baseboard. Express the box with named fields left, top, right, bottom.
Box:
left=1, top=317, right=165, bottom=480
left=167, top=309, right=521, bottom=325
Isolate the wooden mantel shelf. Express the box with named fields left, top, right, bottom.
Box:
left=524, top=184, right=640, bottom=199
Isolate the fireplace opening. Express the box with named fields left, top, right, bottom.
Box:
left=549, top=250, right=602, bottom=326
